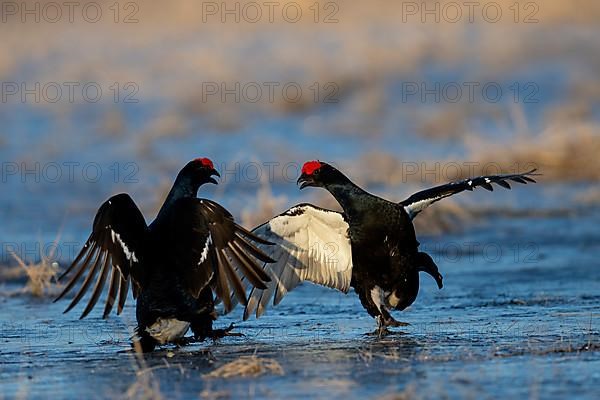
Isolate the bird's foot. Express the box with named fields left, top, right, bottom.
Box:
left=365, top=326, right=392, bottom=338
left=366, top=316, right=410, bottom=338
left=172, top=336, right=198, bottom=347
left=207, top=323, right=244, bottom=341
left=384, top=317, right=410, bottom=327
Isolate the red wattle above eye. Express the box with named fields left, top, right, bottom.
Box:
left=301, top=160, right=321, bottom=175
left=195, top=157, right=214, bottom=169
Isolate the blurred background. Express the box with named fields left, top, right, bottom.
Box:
left=0, top=0, right=599, bottom=263
left=1, top=2, right=599, bottom=398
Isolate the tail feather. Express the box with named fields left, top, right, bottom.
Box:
left=417, top=252, right=443, bottom=289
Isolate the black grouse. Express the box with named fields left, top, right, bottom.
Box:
left=240, top=161, right=538, bottom=334
left=55, top=158, right=274, bottom=352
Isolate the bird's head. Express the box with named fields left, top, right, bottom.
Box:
left=297, top=160, right=340, bottom=189
left=181, top=157, right=221, bottom=186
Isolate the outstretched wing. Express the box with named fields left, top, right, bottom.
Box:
left=55, top=193, right=147, bottom=319
left=167, top=198, right=274, bottom=314
left=400, top=169, right=539, bottom=219
left=242, top=204, right=353, bottom=320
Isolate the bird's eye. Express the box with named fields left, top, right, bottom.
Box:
left=313, top=169, right=320, bottom=176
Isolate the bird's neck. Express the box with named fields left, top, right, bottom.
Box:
left=324, top=178, right=370, bottom=220
left=156, top=174, right=199, bottom=220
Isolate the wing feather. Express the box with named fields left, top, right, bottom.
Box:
left=221, top=249, right=248, bottom=307
left=165, top=198, right=273, bottom=313
left=63, top=248, right=104, bottom=314
left=55, top=193, right=147, bottom=319
left=117, top=275, right=129, bottom=314
left=241, top=204, right=353, bottom=320
left=272, top=245, right=295, bottom=307
left=103, top=266, right=121, bottom=318
left=56, top=245, right=99, bottom=303
left=80, top=252, right=111, bottom=319
left=58, top=236, right=92, bottom=281
left=400, top=169, right=539, bottom=219
left=245, top=244, right=285, bottom=319
left=227, top=241, right=269, bottom=288
left=214, top=249, right=233, bottom=312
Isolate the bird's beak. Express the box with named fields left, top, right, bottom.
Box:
left=208, top=169, right=220, bottom=185
left=297, top=173, right=315, bottom=190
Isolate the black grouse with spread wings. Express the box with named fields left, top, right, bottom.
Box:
left=55, top=158, right=273, bottom=352
left=242, top=161, right=538, bottom=334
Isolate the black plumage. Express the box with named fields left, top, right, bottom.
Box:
left=55, top=158, right=273, bottom=352
left=243, top=161, right=538, bottom=334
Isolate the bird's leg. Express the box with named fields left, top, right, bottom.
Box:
left=190, top=312, right=214, bottom=342
left=209, top=323, right=244, bottom=340
left=131, top=327, right=157, bottom=353
left=363, top=315, right=388, bottom=337
left=366, top=309, right=410, bottom=337
left=381, top=307, right=410, bottom=328
left=172, top=336, right=196, bottom=346
left=190, top=312, right=243, bottom=342
left=361, top=286, right=409, bottom=336
left=366, top=315, right=399, bottom=337
left=376, top=315, right=390, bottom=337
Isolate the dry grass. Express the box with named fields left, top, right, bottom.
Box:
left=7, top=251, right=60, bottom=298
left=575, top=187, right=600, bottom=205
left=345, top=119, right=600, bottom=203
left=2, top=1, right=599, bottom=117
left=466, top=123, right=600, bottom=182
left=1, top=1, right=599, bottom=192
left=412, top=201, right=472, bottom=235
left=204, top=356, right=284, bottom=379
left=240, top=179, right=288, bottom=229
left=124, top=340, right=164, bottom=400
left=124, top=368, right=164, bottom=400
left=0, top=265, right=28, bottom=282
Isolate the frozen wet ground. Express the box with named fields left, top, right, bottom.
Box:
left=1, top=211, right=599, bottom=399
